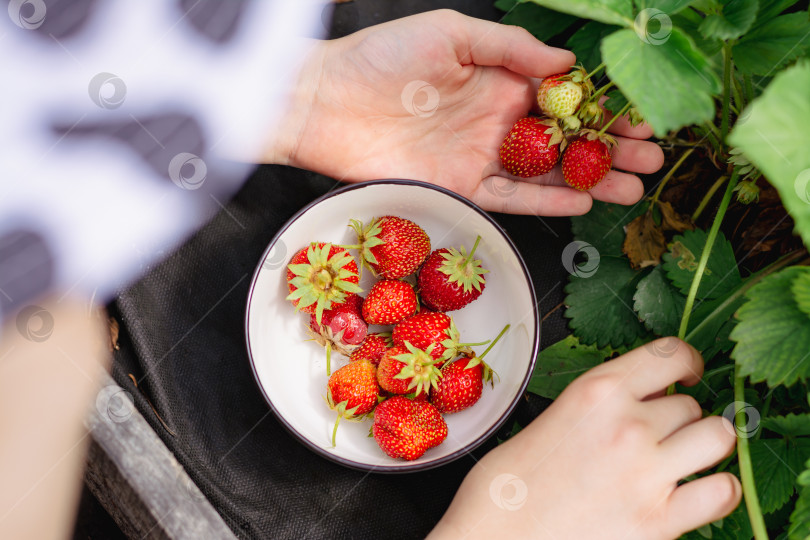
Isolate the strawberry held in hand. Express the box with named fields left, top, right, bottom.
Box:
left=536, top=67, right=593, bottom=119
left=348, top=216, right=430, bottom=279
left=286, top=243, right=361, bottom=324
left=499, top=117, right=563, bottom=178
left=362, top=279, right=418, bottom=325
left=326, top=359, right=379, bottom=447
left=561, top=131, right=615, bottom=191
left=372, top=396, right=447, bottom=460
left=417, top=236, right=487, bottom=312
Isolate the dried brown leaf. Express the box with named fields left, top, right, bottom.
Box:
left=623, top=211, right=666, bottom=269
left=658, top=201, right=694, bottom=233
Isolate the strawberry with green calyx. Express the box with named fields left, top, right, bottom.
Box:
left=349, top=332, right=392, bottom=366
left=561, top=129, right=617, bottom=191
left=326, top=360, right=379, bottom=447
left=537, top=67, right=593, bottom=120
left=309, top=294, right=367, bottom=376
left=578, top=101, right=604, bottom=128
left=377, top=342, right=441, bottom=397
left=362, top=279, right=418, bottom=325
left=735, top=180, right=760, bottom=204
left=392, top=312, right=488, bottom=363
left=286, top=242, right=362, bottom=325
left=430, top=324, right=509, bottom=414
left=417, top=236, right=488, bottom=312
left=372, top=396, right=447, bottom=460
left=345, top=216, right=430, bottom=279
left=499, top=117, right=564, bottom=178
left=627, top=107, right=645, bottom=127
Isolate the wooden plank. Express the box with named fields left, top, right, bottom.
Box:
left=83, top=372, right=236, bottom=540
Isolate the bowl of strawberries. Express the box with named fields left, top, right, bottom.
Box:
left=245, top=180, right=539, bottom=472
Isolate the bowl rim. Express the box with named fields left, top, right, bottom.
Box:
left=244, top=179, right=540, bottom=473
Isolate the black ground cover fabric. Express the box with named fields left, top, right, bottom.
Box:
left=109, top=2, right=576, bottom=538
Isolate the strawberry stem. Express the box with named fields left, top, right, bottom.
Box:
left=458, top=340, right=491, bottom=348
left=649, top=147, right=695, bottom=208
left=326, top=342, right=332, bottom=376
left=331, top=414, right=341, bottom=448
left=597, top=102, right=632, bottom=137
left=584, top=62, right=605, bottom=81
left=586, top=81, right=614, bottom=104
left=478, top=324, right=510, bottom=361
left=463, top=236, right=482, bottom=268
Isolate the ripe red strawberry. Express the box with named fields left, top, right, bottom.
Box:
left=286, top=242, right=361, bottom=324
left=347, top=216, right=430, bottom=279
left=417, top=236, right=487, bottom=312
left=349, top=332, right=392, bottom=366
left=499, top=117, right=563, bottom=178
left=392, top=312, right=485, bottom=363
left=362, top=279, right=418, bottom=325
left=561, top=133, right=614, bottom=191
left=430, top=355, right=491, bottom=414
left=372, top=396, right=447, bottom=460
left=377, top=343, right=441, bottom=397
left=309, top=294, right=367, bottom=375
left=326, top=360, right=379, bottom=447
left=430, top=324, right=508, bottom=413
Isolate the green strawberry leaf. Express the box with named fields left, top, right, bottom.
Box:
left=633, top=265, right=687, bottom=336
left=729, top=61, right=810, bottom=249
left=731, top=267, right=810, bottom=387
left=698, top=0, right=759, bottom=40
left=603, top=89, right=630, bottom=115
left=792, top=260, right=810, bottom=320
left=564, top=256, right=650, bottom=348
left=495, top=0, right=579, bottom=42
left=763, top=414, right=810, bottom=438
left=571, top=200, right=647, bottom=258
left=683, top=284, right=746, bottom=356
left=753, top=0, right=804, bottom=27
left=732, top=14, right=810, bottom=76
left=789, top=458, right=810, bottom=540
left=565, top=21, right=622, bottom=72
left=527, top=335, right=614, bottom=399
left=635, top=0, right=697, bottom=14
left=750, top=437, right=810, bottom=514
left=680, top=499, right=753, bottom=539
left=672, top=10, right=724, bottom=57
left=662, top=228, right=742, bottom=300
left=525, top=0, right=634, bottom=26
left=601, top=27, right=721, bottom=137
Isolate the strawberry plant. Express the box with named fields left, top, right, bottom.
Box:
left=496, top=0, right=810, bottom=537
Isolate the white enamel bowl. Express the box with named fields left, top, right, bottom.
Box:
left=245, top=180, right=539, bottom=472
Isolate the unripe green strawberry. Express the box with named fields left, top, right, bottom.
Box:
left=499, top=117, right=563, bottom=178
left=735, top=180, right=760, bottom=204
left=538, top=74, right=583, bottom=119
left=561, top=133, right=614, bottom=191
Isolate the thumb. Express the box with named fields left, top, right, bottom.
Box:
left=447, top=12, right=575, bottom=78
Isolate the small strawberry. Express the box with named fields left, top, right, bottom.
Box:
left=347, top=216, right=430, bottom=279
left=536, top=67, right=593, bottom=120
left=372, top=396, right=448, bottom=460
left=430, top=324, right=508, bottom=414
left=349, top=332, right=392, bottom=366
left=286, top=243, right=362, bottom=324
left=561, top=131, right=615, bottom=191
left=377, top=343, right=441, bottom=397
left=309, top=294, right=367, bottom=375
left=362, top=279, right=418, bottom=325
left=326, top=360, right=379, bottom=447
left=392, top=312, right=486, bottom=363
left=417, top=236, right=487, bottom=312
left=499, top=117, right=563, bottom=178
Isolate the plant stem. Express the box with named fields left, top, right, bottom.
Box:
left=463, top=236, right=482, bottom=267
left=756, top=393, right=774, bottom=439
left=478, top=324, right=510, bottom=361
left=650, top=148, right=695, bottom=207
left=597, top=103, right=632, bottom=136
left=331, top=414, right=340, bottom=447
left=585, top=62, right=605, bottom=80
left=743, top=74, right=754, bottom=103
left=735, top=365, right=770, bottom=540
left=677, top=171, right=739, bottom=340
left=589, top=81, right=615, bottom=102
left=721, top=42, right=734, bottom=145
left=691, top=175, right=728, bottom=222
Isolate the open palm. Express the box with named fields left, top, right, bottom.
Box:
left=281, top=10, right=663, bottom=216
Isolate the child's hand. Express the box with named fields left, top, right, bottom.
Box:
left=266, top=10, right=663, bottom=216
left=429, top=338, right=741, bottom=540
